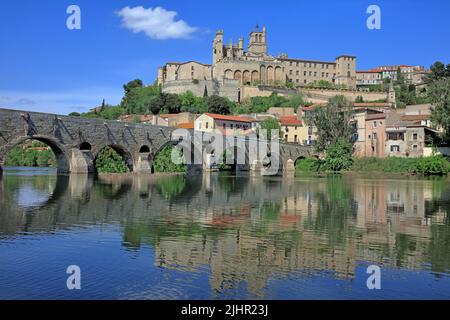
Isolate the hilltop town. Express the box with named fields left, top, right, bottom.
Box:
left=79, top=26, right=449, bottom=164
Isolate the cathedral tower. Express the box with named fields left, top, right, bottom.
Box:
left=248, top=25, right=267, bottom=55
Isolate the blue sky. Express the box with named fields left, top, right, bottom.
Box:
left=1, top=0, right=449, bottom=114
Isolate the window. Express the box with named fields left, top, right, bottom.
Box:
left=289, top=70, right=293, bottom=75
left=285, top=134, right=288, bottom=141
left=230, top=124, right=233, bottom=129
left=294, top=135, right=298, bottom=142
left=206, top=122, right=209, bottom=129
left=304, top=80, right=307, bottom=84
left=223, top=123, right=226, bottom=129
left=373, top=121, right=377, bottom=128
left=373, top=133, right=377, bottom=140
left=304, top=71, right=307, bottom=76
left=285, top=127, right=289, bottom=132
left=296, top=70, right=299, bottom=75
left=413, top=145, right=418, bottom=151
left=314, top=72, right=317, bottom=77
left=391, top=145, right=400, bottom=152
left=413, top=133, right=418, bottom=140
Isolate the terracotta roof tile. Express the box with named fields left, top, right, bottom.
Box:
left=280, top=116, right=303, bottom=126
left=203, top=113, right=255, bottom=123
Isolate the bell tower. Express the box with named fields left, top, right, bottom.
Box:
left=248, top=25, right=267, bottom=55
left=212, top=30, right=224, bottom=79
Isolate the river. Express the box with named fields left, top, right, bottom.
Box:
left=0, top=167, right=449, bottom=299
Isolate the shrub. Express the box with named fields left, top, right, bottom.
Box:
left=411, top=156, right=450, bottom=176
left=295, top=157, right=322, bottom=172
left=153, top=145, right=187, bottom=173
left=95, top=147, right=129, bottom=173
left=323, top=141, right=353, bottom=171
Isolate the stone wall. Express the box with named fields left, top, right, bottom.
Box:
left=161, top=79, right=240, bottom=102
left=298, top=87, right=388, bottom=103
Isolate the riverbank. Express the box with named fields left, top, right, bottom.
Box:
left=296, top=156, right=450, bottom=176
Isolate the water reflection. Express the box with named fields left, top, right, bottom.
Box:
left=0, top=169, right=449, bottom=299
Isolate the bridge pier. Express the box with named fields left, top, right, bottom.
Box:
left=69, top=149, right=95, bottom=174
left=134, top=152, right=152, bottom=174
left=250, top=160, right=263, bottom=175
left=284, top=159, right=296, bottom=177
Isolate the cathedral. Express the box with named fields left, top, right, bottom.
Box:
left=158, top=26, right=357, bottom=101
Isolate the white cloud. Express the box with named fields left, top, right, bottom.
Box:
left=116, top=6, right=197, bottom=40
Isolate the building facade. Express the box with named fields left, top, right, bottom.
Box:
left=195, top=113, right=256, bottom=136
left=158, top=26, right=357, bottom=101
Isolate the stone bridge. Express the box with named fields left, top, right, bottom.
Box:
left=0, top=108, right=317, bottom=175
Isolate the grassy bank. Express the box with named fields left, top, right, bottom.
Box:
left=296, top=156, right=450, bottom=176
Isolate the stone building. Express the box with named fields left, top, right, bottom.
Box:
left=195, top=113, right=256, bottom=136
left=280, top=116, right=315, bottom=145
left=158, top=26, right=357, bottom=101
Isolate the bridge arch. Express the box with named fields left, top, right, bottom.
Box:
left=149, top=140, right=202, bottom=174
left=93, top=144, right=134, bottom=173
left=0, top=135, right=70, bottom=174
left=79, top=142, right=92, bottom=151
left=139, top=145, right=150, bottom=153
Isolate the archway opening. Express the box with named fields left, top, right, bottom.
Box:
left=294, top=156, right=320, bottom=173
left=94, top=145, right=133, bottom=173
left=79, top=142, right=92, bottom=151
left=218, top=146, right=248, bottom=172
left=151, top=143, right=187, bottom=174
left=139, top=145, right=150, bottom=153
left=2, top=137, right=69, bottom=174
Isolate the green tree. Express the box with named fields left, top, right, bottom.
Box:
left=206, top=95, right=233, bottom=114
left=428, top=61, right=450, bottom=81
left=162, top=93, right=181, bottom=114
left=429, top=78, right=450, bottom=142
left=69, top=112, right=81, bottom=117
left=307, top=95, right=355, bottom=152
left=152, top=145, right=187, bottom=173
left=95, top=147, right=129, bottom=173
left=258, top=118, right=282, bottom=140
left=323, top=140, right=353, bottom=171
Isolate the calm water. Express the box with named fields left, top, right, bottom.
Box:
left=0, top=167, right=449, bottom=300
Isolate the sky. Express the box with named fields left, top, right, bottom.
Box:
left=0, top=0, right=449, bottom=115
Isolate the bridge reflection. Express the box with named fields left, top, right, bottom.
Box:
left=0, top=173, right=449, bottom=296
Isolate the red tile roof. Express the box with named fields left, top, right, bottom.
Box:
left=177, top=122, right=195, bottom=129
left=280, top=116, right=303, bottom=126
left=203, top=113, right=255, bottom=123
